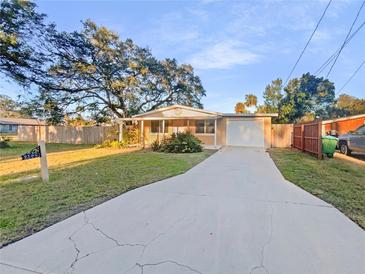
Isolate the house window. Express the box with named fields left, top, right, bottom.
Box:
left=151, top=120, right=169, bottom=133
left=206, top=120, right=215, bottom=134
left=160, top=120, right=169, bottom=133
left=195, top=120, right=215, bottom=134
left=151, top=121, right=159, bottom=133
left=195, top=120, right=205, bottom=134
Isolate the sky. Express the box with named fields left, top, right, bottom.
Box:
left=1, top=0, right=364, bottom=113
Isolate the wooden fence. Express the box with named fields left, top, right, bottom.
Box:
left=271, top=124, right=293, bottom=148
left=16, top=125, right=118, bottom=144
left=293, top=120, right=322, bottom=159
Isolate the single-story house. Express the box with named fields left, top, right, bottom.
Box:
left=0, top=118, right=46, bottom=135
left=117, top=105, right=278, bottom=148
left=322, top=114, right=365, bottom=136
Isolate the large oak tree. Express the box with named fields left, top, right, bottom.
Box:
left=0, top=1, right=206, bottom=121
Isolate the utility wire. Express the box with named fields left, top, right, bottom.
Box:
left=284, top=0, right=333, bottom=85
left=338, top=60, right=365, bottom=93
left=326, top=0, right=365, bottom=78
left=315, top=21, right=365, bottom=75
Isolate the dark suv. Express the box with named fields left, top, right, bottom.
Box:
left=338, top=125, right=365, bottom=155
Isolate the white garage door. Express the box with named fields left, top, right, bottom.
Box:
left=226, top=119, right=264, bottom=147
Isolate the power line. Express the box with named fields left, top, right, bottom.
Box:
left=338, top=60, right=365, bottom=93
left=326, top=0, right=365, bottom=78
left=284, top=0, right=333, bottom=85
left=315, top=21, right=365, bottom=76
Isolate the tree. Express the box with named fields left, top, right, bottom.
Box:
left=235, top=102, right=247, bottom=113
left=30, top=20, right=205, bottom=118
left=278, top=73, right=335, bottom=123
left=259, top=78, right=283, bottom=113
left=334, top=94, right=365, bottom=117
left=0, top=0, right=49, bottom=85
left=20, top=95, right=64, bottom=125
left=244, top=94, right=257, bottom=107
left=0, top=93, right=23, bottom=117
left=0, top=2, right=206, bottom=119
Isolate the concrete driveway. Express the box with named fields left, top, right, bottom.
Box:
left=1, top=147, right=364, bottom=274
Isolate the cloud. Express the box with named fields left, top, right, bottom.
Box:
left=187, top=41, right=260, bottom=70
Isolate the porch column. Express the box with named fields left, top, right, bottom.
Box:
left=141, top=120, right=144, bottom=147
left=214, top=118, right=217, bottom=148
left=162, top=120, right=165, bottom=140
left=118, top=122, right=123, bottom=142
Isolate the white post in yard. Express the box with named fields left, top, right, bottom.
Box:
left=141, top=120, right=144, bottom=147
left=162, top=120, right=165, bottom=140
left=38, top=140, right=49, bottom=182
left=118, top=122, right=123, bottom=142
left=214, top=118, right=217, bottom=148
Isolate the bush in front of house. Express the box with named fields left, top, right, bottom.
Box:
left=152, top=132, right=203, bottom=153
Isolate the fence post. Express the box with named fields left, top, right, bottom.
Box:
left=301, top=124, right=305, bottom=151
left=318, top=119, right=323, bottom=159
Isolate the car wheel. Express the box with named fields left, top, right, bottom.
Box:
left=339, top=142, right=351, bottom=156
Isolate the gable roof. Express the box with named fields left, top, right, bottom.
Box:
left=0, top=117, right=46, bottom=126
left=132, top=105, right=221, bottom=118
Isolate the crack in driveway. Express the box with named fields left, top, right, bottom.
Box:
left=136, top=260, right=203, bottom=274
left=68, top=211, right=191, bottom=273
left=249, top=205, right=274, bottom=274
left=67, top=212, right=146, bottom=272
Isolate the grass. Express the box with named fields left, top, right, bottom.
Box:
left=269, top=148, right=365, bottom=229
left=0, top=142, right=215, bottom=246
left=0, top=141, right=93, bottom=161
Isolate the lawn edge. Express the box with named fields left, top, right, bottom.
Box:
left=268, top=148, right=365, bottom=230
left=0, top=149, right=217, bottom=248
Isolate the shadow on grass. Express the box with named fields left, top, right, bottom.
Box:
left=0, top=149, right=214, bottom=247
left=1, top=142, right=94, bottom=161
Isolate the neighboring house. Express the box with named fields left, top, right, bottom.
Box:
left=117, top=105, right=278, bottom=148
left=322, top=114, right=365, bottom=136
left=0, top=118, right=46, bottom=135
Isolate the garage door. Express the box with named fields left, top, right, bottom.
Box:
left=226, top=119, right=264, bottom=147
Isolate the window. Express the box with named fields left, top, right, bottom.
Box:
left=206, top=120, right=215, bottom=134
left=195, top=120, right=215, bottom=134
left=151, top=121, right=159, bottom=133
left=195, top=120, right=205, bottom=134
left=8, top=125, right=13, bottom=131
left=160, top=120, right=169, bottom=133
left=151, top=120, right=169, bottom=133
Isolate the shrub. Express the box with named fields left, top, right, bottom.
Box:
left=0, top=136, right=11, bottom=148
left=95, top=139, right=124, bottom=149
left=155, top=132, right=202, bottom=153
left=124, top=126, right=139, bottom=145
left=151, top=139, right=161, bottom=151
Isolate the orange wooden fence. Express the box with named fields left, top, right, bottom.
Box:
left=293, top=120, right=322, bottom=159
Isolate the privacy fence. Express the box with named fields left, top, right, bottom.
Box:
left=12, top=123, right=298, bottom=147
left=293, top=120, right=322, bottom=159
left=271, top=124, right=293, bottom=148
left=16, top=125, right=118, bottom=144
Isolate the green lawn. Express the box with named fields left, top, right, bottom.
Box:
left=0, top=141, right=93, bottom=161
left=270, top=148, right=365, bottom=229
left=0, top=142, right=215, bottom=246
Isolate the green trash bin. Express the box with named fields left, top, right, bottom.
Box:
left=322, top=135, right=338, bottom=158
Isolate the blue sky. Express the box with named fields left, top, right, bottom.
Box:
left=1, top=0, right=364, bottom=112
